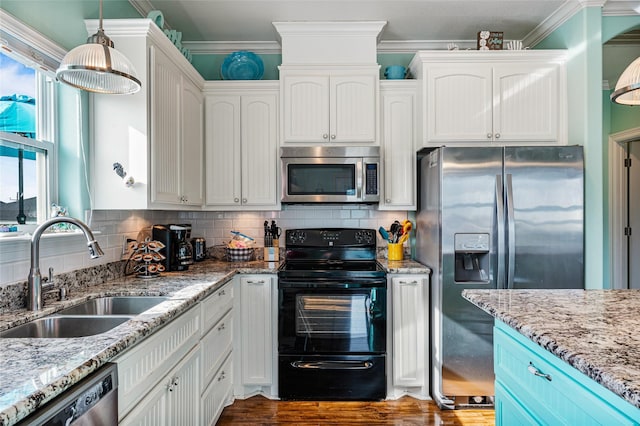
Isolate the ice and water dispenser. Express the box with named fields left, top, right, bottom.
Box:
left=454, top=233, right=489, bottom=283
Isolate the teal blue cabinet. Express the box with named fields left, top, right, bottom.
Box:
left=494, top=321, right=640, bottom=425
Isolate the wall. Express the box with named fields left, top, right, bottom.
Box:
left=535, top=7, right=604, bottom=289
left=0, top=206, right=408, bottom=287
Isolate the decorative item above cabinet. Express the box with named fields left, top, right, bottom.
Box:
left=409, top=50, right=568, bottom=148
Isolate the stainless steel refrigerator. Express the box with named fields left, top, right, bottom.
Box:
left=416, top=146, right=584, bottom=409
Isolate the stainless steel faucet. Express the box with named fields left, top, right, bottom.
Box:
left=28, top=217, right=104, bottom=311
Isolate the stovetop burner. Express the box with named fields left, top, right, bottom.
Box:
left=278, top=228, right=385, bottom=280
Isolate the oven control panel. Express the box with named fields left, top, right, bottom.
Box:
left=285, top=229, right=376, bottom=247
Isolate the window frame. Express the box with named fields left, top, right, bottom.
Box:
left=1, top=9, right=65, bottom=224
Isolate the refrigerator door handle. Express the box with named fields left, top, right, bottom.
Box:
left=506, top=173, right=515, bottom=289
left=495, top=175, right=505, bottom=288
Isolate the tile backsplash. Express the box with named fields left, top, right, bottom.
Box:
left=0, top=205, right=410, bottom=287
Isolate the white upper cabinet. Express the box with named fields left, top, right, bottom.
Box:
left=204, top=82, right=279, bottom=210
left=90, top=19, right=204, bottom=210
left=409, top=50, right=567, bottom=147
left=379, top=81, right=417, bottom=210
left=274, top=21, right=384, bottom=146
left=150, top=46, right=204, bottom=206
left=281, top=68, right=379, bottom=144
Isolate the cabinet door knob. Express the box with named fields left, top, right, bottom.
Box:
left=331, top=134, right=336, bottom=140
left=528, top=363, right=552, bottom=381
left=487, top=133, right=493, bottom=139
left=242, top=198, right=247, bottom=203
left=234, top=198, right=240, bottom=203
left=323, top=134, right=329, bottom=139
left=495, top=133, right=501, bottom=139
left=385, top=199, right=391, bottom=203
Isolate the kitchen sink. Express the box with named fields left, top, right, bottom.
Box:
left=55, top=296, right=169, bottom=316
left=0, top=316, right=131, bottom=338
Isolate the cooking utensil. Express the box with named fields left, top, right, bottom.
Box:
left=378, top=226, right=390, bottom=242
left=398, top=233, right=409, bottom=245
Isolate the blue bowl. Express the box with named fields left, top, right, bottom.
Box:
left=221, top=51, right=264, bottom=80
left=384, top=65, right=407, bottom=80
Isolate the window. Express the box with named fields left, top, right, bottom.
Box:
left=1, top=10, right=62, bottom=225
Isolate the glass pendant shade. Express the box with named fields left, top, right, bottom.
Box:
left=611, top=56, right=640, bottom=105
left=56, top=2, right=141, bottom=95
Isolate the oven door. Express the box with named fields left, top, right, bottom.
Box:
left=278, top=279, right=386, bottom=354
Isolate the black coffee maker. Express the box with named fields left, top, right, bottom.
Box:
left=152, top=224, right=194, bottom=271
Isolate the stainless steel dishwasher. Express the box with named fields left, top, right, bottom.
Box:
left=19, top=363, right=118, bottom=425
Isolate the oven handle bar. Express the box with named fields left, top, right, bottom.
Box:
left=290, top=360, right=374, bottom=370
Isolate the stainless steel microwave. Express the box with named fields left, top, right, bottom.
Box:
left=280, top=146, right=380, bottom=203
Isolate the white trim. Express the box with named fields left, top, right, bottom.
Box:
left=183, top=41, right=282, bottom=55
left=602, top=0, right=640, bottom=16
left=128, top=0, right=154, bottom=18
left=523, top=0, right=606, bottom=48
left=608, top=127, right=640, bottom=289
left=0, top=9, right=67, bottom=75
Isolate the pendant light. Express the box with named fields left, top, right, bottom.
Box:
left=611, top=56, right=640, bottom=105
left=56, top=0, right=141, bottom=95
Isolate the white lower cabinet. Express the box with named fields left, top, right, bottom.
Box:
left=115, top=280, right=235, bottom=425
left=201, top=353, right=233, bottom=426
left=388, top=274, right=429, bottom=399
left=233, top=274, right=278, bottom=398
left=120, top=346, right=200, bottom=426
left=115, top=306, right=200, bottom=420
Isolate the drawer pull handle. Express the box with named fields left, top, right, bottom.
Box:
left=219, top=289, right=226, bottom=296
left=218, top=323, right=225, bottom=331
left=218, top=371, right=226, bottom=381
left=247, top=280, right=265, bottom=284
left=528, top=363, right=552, bottom=381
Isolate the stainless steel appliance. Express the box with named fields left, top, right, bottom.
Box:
left=416, top=146, right=584, bottom=409
left=280, top=146, right=380, bottom=203
left=152, top=224, right=194, bottom=271
left=191, top=237, right=207, bottom=261
left=277, top=228, right=387, bottom=400
left=19, top=363, right=118, bottom=425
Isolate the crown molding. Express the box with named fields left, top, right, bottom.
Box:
left=0, top=9, right=67, bottom=74
left=183, top=41, right=282, bottom=55
left=602, top=0, right=640, bottom=16
left=523, top=0, right=606, bottom=48
left=184, top=39, right=497, bottom=55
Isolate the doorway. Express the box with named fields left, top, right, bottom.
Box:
left=609, top=129, right=640, bottom=289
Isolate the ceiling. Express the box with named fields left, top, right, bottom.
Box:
left=129, top=0, right=583, bottom=51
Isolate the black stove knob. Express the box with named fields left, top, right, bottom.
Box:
left=355, top=230, right=374, bottom=245
left=289, top=230, right=306, bottom=244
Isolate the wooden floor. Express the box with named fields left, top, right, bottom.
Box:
left=217, top=395, right=495, bottom=425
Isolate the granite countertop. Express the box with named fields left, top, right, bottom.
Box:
left=0, top=257, right=428, bottom=425
left=377, top=258, right=430, bottom=274
left=462, top=289, right=640, bottom=409
left=0, top=259, right=278, bottom=426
